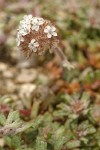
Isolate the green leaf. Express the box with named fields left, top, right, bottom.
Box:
left=66, top=140, right=80, bottom=149
left=32, top=116, right=43, bottom=131
left=11, top=135, right=22, bottom=148
left=0, top=147, right=3, bottom=150
left=54, top=136, right=67, bottom=150
left=35, top=137, right=47, bottom=150
left=0, top=113, right=6, bottom=125
left=6, top=111, right=20, bottom=125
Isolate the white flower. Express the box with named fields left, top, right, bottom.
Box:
left=31, top=17, right=44, bottom=31
left=28, top=39, right=39, bottom=52
left=17, top=15, right=32, bottom=37
left=16, top=32, right=24, bottom=46
left=44, top=25, right=57, bottom=38
left=23, top=15, right=33, bottom=24
left=19, top=23, right=31, bottom=36
left=19, top=15, right=32, bottom=29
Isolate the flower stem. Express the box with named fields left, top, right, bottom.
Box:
left=54, top=47, right=74, bottom=70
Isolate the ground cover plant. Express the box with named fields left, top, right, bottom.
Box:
left=0, top=0, right=100, bottom=149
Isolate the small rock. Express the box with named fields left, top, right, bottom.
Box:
left=3, top=70, right=14, bottom=78
left=0, top=62, right=8, bottom=72
left=16, top=69, right=37, bottom=83
left=0, top=138, right=5, bottom=147
left=6, top=80, right=16, bottom=93
left=18, top=83, right=36, bottom=99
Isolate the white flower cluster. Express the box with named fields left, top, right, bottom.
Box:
left=16, top=15, right=58, bottom=51
left=16, top=15, right=33, bottom=46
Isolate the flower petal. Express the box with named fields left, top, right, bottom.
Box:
left=32, top=25, right=39, bottom=31
left=44, top=28, right=49, bottom=33
left=39, top=21, right=44, bottom=25
left=31, top=25, right=36, bottom=30
left=28, top=15, right=33, bottom=19
left=38, top=18, right=44, bottom=25
left=33, top=48, right=37, bottom=52
left=47, top=33, right=52, bottom=38
left=31, top=39, right=35, bottom=43
left=16, top=38, right=20, bottom=46
left=51, top=26, right=56, bottom=31
left=20, top=37, right=24, bottom=42
left=35, top=26, right=39, bottom=31
left=33, top=17, right=38, bottom=23
left=52, top=32, right=57, bottom=36
left=46, top=25, right=51, bottom=30
left=34, top=42, right=39, bottom=47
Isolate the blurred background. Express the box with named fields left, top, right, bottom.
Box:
left=0, top=0, right=100, bottom=114
left=0, top=0, right=100, bottom=149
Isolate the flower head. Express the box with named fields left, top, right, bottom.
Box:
left=16, top=14, right=74, bottom=70
left=16, top=14, right=58, bottom=57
